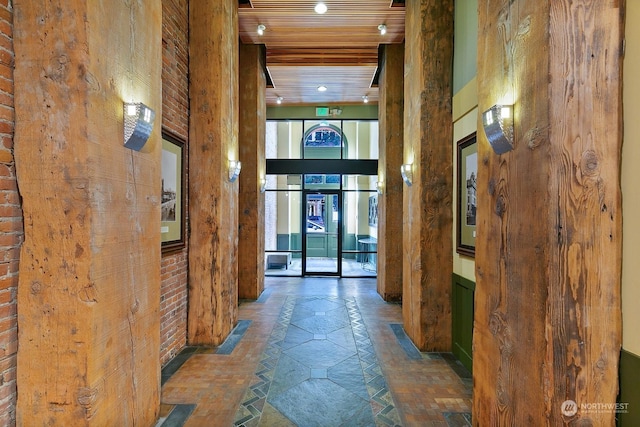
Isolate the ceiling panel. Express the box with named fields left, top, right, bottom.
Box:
left=238, top=0, right=405, bottom=106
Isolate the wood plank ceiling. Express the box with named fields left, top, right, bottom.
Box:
left=238, top=0, right=405, bottom=106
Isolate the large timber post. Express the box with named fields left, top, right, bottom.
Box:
left=473, top=1, right=623, bottom=424
left=402, top=0, right=455, bottom=351
left=377, top=43, right=405, bottom=303
left=188, top=0, right=239, bottom=345
left=14, top=1, right=162, bottom=424
left=238, top=43, right=266, bottom=300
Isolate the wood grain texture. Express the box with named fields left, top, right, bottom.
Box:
left=14, top=1, right=162, bottom=425
left=238, top=43, right=266, bottom=300
left=402, top=0, right=454, bottom=351
left=377, top=43, right=404, bottom=302
left=474, top=0, right=623, bottom=425
left=188, top=0, right=239, bottom=345
left=238, top=0, right=405, bottom=105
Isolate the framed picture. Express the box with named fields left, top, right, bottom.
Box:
left=161, top=132, right=186, bottom=252
left=457, top=132, right=477, bottom=257
left=304, top=174, right=324, bottom=185
left=368, top=195, right=378, bottom=226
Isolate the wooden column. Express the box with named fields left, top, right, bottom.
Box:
left=402, top=0, right=454, bottom=351
left=377, top=43, right=404, bottom=302
left=188, top=0, right=239, bottom=345
left=238, top=43, right=266, bottom=300
left=14, top=1, right=162, bottom=425
left=473, top=1, right=623, bottom=425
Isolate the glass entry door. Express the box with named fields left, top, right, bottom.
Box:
left=303, top=191, right=341, bottom=275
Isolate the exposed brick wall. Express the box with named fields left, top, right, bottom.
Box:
left=0, top=1, right=18, bottom=425
left=160, top=0, right=189, bottom=366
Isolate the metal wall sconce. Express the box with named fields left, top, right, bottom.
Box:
left=124, top=102, right=155, bottom=151
left=260, top=178, right=267, bottom=193
left=228, top=160, right=242, bottom=182
left=483, top=104, right=514, bottom=154
left=376, top=180, right=384, bottom=195
left=400, top=163, right=413, bottom=186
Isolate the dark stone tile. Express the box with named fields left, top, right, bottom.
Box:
left=327, top=326, right=357, bottom=352
left=281, top=325, right=314, bottom=350
left=161, top=348, right=197, bottom=385
left=269, top=353, right=310, bottom=396
left=443, top=411, right=472, bottom=426
left=284, top=339, right=356, bottom=369
left=298, top=298, right=344, bottom=313
left=269, top=379, right=371, bottom=427
left=389, top=323, right=422, bottom=360
left=161, top=404, right=196, bottom=427
left=328, top=355, right=369, bottom=400
left=256, top=287, right=272, bottom=303
left=290, top=304, right=316, bottom=322
left=216, top=319, right=252, bottom=354
left=291, top=312, right=350, bottom=335
left=440, top=353, right=472, bottom=380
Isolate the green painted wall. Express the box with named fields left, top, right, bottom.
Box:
left=267, top=105, right=378, bottom=120
left=618, top=350, right=640, bottom=426
left=453, top=0, right=478, bottom=93
left=452, top=273, right=475, bottom=372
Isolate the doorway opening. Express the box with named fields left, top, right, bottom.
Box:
left=264, top=120, right=379, bottom=278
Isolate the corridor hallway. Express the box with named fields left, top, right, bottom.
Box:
left=158, top=278, right=472, bottom=426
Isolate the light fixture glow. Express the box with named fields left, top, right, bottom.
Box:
left=378, top=24, right=387, bottom=35
left=400, top=163, right=413, bottom=186
left=317, top=85, right=327, bottom=92
left=228, top=160, right=242, bottom=182
left=376, top=180, right=384, bottom=195
left=260, top=177, right=267, bottom=193
left=276, top=96, right=283, bottom=104
left=314, top=2, right=327, bottom=14
left=482, top=104, right=514, bottom=154
left=123, top=102, right=155, bottom=151
left=362, top=95, right=369, bottom=103
left=257, top=24, right=266, bottom=36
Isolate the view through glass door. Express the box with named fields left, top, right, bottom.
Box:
left=303, top=191, right=340, bottom=275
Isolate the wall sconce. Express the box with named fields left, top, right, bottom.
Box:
left=260, top=178, right=267, bottom=193
left=376, top=180, right=384, bottom=195
left=276, top=96, right=283, bottom=104
left=362, top=95, right=369, bottom=104
left=257, top=24, right=266, bottom=36
left=124, top=102, right=155, bottom=151
left=378, top=24, right=387, bottom=35
left=483, top=104, right=514, bottom=154
left=400, top=163, right=413, bottom=186
left=228, top=160, right=242, bottom=182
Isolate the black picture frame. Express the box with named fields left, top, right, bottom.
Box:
left=161, top=132, right=186, bottom=252
left=456, top=132, right=477, bottom=257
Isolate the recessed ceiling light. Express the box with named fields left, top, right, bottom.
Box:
left=378, top=24, right=387, bottom=35
left=314, top=2, right=327, bottom=14
left=257, top=24, right=266, bottom=36
left=317, top=85, right=328, bottom=92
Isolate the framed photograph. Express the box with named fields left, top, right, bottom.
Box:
left=161, top=132, right=186, bottom=252
left=304, top=174, right=324, bottom=185
left=368, top=195, right=378, bottom=226
left=457, top=132, right=477, bottom=257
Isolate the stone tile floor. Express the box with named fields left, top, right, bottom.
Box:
left=159, top=277, right=472, bottom=426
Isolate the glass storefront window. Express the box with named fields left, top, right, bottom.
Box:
left=266, top=120, right=378, bottom=160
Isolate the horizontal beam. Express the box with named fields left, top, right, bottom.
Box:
left=266, top=159, right=378, bottom=175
